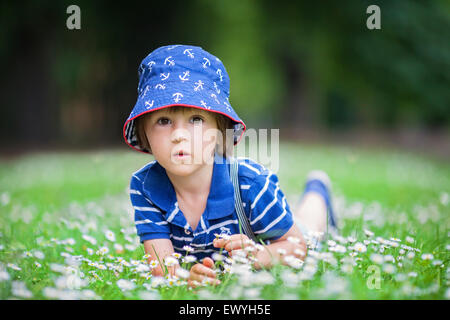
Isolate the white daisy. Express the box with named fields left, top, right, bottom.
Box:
left=421, top=253, right=434, bottom=260
left=105, top=230, right=116, bottom=242
left=354, top=242, right=367, bottom=253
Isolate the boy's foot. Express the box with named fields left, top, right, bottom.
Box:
left=300, top=170, right=338, bottom=236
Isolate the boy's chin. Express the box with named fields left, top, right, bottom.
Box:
left=165, top=161, right=198, bottom=176
left=166, top=164, right=195, bottom=177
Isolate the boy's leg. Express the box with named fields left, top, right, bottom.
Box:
left=293, top=170, right=338, bottom=249
left=294, top=192, right=327, bottom=237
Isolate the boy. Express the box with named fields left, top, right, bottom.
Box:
left=123, top=44, right=336, bottom=286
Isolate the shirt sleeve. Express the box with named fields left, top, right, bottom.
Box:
left=129, top=174, right=171, bottom=242
left=246, top=170, right=294, bottom=242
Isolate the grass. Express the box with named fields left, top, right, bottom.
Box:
left=0, top=142, right=449, bottom=300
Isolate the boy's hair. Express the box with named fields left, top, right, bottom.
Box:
left=135, top=106, right=235, bottom=157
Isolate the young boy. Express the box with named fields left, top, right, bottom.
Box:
left=123, top=44, right=336, bottom=286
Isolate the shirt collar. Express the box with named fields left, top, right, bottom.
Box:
left=142, top=153, right=235, bottom=223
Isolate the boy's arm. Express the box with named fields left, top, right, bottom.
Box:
left=143, top=238, right=176, bottom=277
left=213, top=224, right=308, bottom=269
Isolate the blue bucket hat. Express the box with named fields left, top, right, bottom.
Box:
left=123, top=44, right=246, bottom=154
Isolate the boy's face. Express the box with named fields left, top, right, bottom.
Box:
left=142, top=107, right=220, bottom=176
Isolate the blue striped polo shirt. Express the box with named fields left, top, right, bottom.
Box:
left=128, top=153, right=294, bottom=261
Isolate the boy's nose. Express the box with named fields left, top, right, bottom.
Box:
left=171, top=127, right=189, bottom=143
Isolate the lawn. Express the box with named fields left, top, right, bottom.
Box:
left=0, top=142, right=448, bottom=300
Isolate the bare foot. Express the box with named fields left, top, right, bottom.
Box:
left=294, top=192, right=327, bottom=236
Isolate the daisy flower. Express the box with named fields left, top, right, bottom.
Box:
left=63, top=238, right=76, bottom=246
left=82, top=234, right=97, bottom=245
left=143, top=253, right=152, bottom=259
left=347, top=236, right=357, bottom=243
left=390, top=241, right=399, bottom=248
left=421, top=253, right=434, bottom=260
left=244, top=246, right=256, bottom=253
left=383, top=263, right=396, bottom=274
left=327, top=240, right=337, bottom=247
left=130, top=259, right=140, bottom=266
left=105, top=230, right=116, bottom=242
left=354, top=242, right=367, bottom=253
left=119, top=260, right=131, bottom=267
left=97, top=246, right=109, bottom=255
left=223, top=264, right=232, bottom=273
left=364, top=229, right=374, bottom=237
left=33, top=250, right=45, bottom=260
left=22, top=251, right=33, bottom=258
left=303, top=263, right=318, bottom=275
left=125, top=243, right=136, bottom=251
left=284, top=255, right=303, bottom=269
left=182, top=255, right=197, bottom=263
left=96, top=263, right=106, bottom=270
left=255, top=244, right=265, bottom=252
left=216, top=233, right=231, bottom=241
left=370, top=253, right=384, bottom=264
left=0, top=270, right=10, bottom=281
left=212, top=253, right=225, bottom=261
left=432, top=259, right=442, bottom=266
left=172, top=252, right=182, bottom=259
left=114, top=243, right=124, bottom=253
left=89, top=271, right=102, bottom=281
left=175, top=267, right=190, bottom=279
left=148, top=260, right=159, bottom=269
left=7, top=263, right=21, bottom=271
left=252, top=271, right=275, bottom=286
left=164, top=256, right=179, bottom=267
left=135, top=264, right=150, bottom=273
left=405, top=236, right=415, bottom=244
left=11, top=281, right=33, bottom=298
left=116, top=279, right=135, bottom=291
left=182, top=245, right=194, bottom=253
left=341, top=263, right=353, bottom=274
left=287, top=236, right=301, bottom=244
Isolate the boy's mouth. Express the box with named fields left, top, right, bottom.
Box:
left=173, top=150, right=191, bottom=158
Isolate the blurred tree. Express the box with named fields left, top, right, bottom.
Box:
left=0, top=0, right=448, bottom=151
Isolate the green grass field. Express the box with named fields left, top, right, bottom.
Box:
left=0, top=142, right=449, bottom=300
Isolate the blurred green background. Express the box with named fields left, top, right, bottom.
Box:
left=0, top=0, right=449, bottom=301
left=0, top=0, right=449, bottom=158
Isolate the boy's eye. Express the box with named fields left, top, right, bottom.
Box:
left=157, top=117, right=171, bottom=125
left=191, top=116, right=204, bottom=124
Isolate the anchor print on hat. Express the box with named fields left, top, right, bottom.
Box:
left=123, top=44, right=246, bottom=154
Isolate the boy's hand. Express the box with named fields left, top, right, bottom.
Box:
left=187, top=257, right=220, bottom=288
left=213, top=234, right=256, bottom=256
